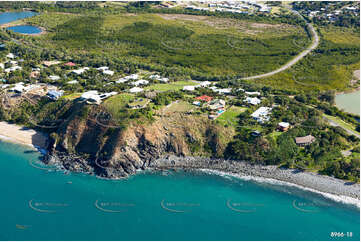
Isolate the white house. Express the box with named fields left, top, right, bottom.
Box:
left=183, top=85, right=195, bottom=91
left=99, top=92, right=118, bottom=99
left=103, top=70, right=114, bottom=76
left=81, top=90, right=98, bottom=100
left=49, top=75, right=60, bottom=81
left=126, top=74, right=139, bottom=80
left=72, top=67, right=89, bottom=75
left=245, top=91, right=261, bottom=96
left=116, top=78, right=128, bottom=84
left=149, top=74, right=161, bottom=80
left=251, top=107, right=272, bottom=123
left=215, top=88, right=232, bottom=94
left=159, top=77, right=169, bottom=83
left=132, top=79, right=149, bottom=86
left=198, top=81, right=212, bottom=87
left=97, top=66, right=109, bottom=71
left=6, top=53, right=15, bottom=59
left=67, top=80, right=79, bottom=84
left=4, top=66, right=22, bottom=73
left=244, top=97, right=261, bottom=105
left=129, top=87, right=144, bottom=93
left=9, top=83, right=25, bottom=93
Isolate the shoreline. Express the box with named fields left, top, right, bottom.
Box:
left=0, top=121, right=48, bottom=149
left=150, top=155, right=360, bottom=203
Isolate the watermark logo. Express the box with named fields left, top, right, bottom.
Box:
left=160, top=199, right=200, bottom=213
left=292, top=199, right=330, bottom=213
left=226, top=199, right=264, bottom=213
left=28, top=199, right=69, bottom=213
left=94, top=200, right=135, bottom=213
left=92, top=110, right=123, bottom=129
left=226, top=37, right=256, bottom=51
left=28, top=159, right=58, bottom=171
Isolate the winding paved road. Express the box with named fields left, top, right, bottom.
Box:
left=242, top=10, right=320, bottom=80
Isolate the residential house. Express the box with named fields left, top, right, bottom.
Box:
left=6, top=53, right=15, bottom=59
left=245, top=91, right=261, bottom=96
left=244, top=97, right=261, bottom=105
left=198, top=81, right=212, bottom=87
left=67, top=80, right=79, bottom=84
left=195, top=95, right=213, bottom=103
left=64, top=62, right=76, bottom=67
left=47, top=90, right=64, bottom=100
left=132, top=79, right=149, bottom=86
left=43, top=60, right=60, bottom=67
left=278, top=122, right=290, bottom=132
left=251, top=107, right=272, bottom=123
left=30, top=70, right=40, bottom=79
left=208, top=99, right=226, bottom=110
left=295, top=135, right=316, bottom=146
left=49, top=75, right=60, bottom=81
left=183, top=85, right=195, bottom=91
left=215, top=88, right=232, bottom=94
left=72, top=67, right=89, bottom=75
left=129, top=87, right=144, bottom=93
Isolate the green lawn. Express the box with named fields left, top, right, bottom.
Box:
left=145, top=81, right=197, bottom=92
left=216, top=106, right=247, bottom=127
left=61, top=92, right=82, bottom=100
left=102, top=93, right=134, bottom=117
left=166, top=100, right=194, bottom=113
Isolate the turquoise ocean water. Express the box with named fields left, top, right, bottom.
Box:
left=0, top=140, right=359, bottom=241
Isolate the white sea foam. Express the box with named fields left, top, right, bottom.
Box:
left=199, top=169, right=360, bottom=208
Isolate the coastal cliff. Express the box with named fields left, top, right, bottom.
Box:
left=44, top=103, right=235, bottom=179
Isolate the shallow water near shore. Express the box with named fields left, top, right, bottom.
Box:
left=335, top=90, right=360, bottom=115
left=0, top=140, right=359, bottom=241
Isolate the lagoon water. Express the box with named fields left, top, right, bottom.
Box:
left=335, top=90, right=360, bottom=115
left=6, top=25, right=42, bottom=34
left=0, top=11, right=41, bottom=34
left=0, top=140, right=359, bottom=241
left=0, top=11, right=38, bottom=25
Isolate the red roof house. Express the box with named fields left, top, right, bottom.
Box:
left=195, top=95, right=213, bottom=102
left=64, top=62, right=76, bottom=67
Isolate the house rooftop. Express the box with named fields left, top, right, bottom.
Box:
left=295, top=135, right=316, bottom=145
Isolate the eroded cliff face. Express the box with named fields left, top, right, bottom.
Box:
left=47, top=104, right=235, bottom=178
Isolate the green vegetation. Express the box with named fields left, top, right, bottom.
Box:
left=18, top=10, right=308, bottom=79
left=165, top=101, right=194, bottom=113
left=256, top=26, right=360, bottom=91
left=215, top=106, right=247, bottom=127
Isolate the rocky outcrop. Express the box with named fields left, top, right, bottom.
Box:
left=45, top=104, right=235, bottom=179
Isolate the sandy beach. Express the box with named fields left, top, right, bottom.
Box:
left=0, top=121, right=48, bottom=149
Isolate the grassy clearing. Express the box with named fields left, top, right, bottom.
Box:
left=128, top=98, right=150, bottom=108
left=216, top=106, right=247, bottom=127
left=145, top=81, right=197, bottom=92
left=165, top=100, right=194, bottom=113
left=61, top=92, right=82, bottom=100
left=320, top=26, right=360, bottom=45
left=102, top=93, right=134, bottom=117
